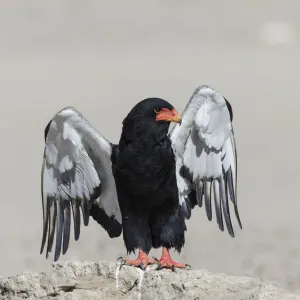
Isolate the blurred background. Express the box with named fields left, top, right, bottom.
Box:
left=0, top=0, right=299, bottom=293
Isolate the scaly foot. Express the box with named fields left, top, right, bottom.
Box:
left=118, top=249, right=157, bottom=270
left=156, top=248, right=191, bottom=271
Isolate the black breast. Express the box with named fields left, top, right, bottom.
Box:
left=115, top=134, right=176, bottom=198
left=112, top=101, right=179, bottom=209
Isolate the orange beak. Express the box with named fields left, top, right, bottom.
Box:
left=156, top=108, right=181, bottom=123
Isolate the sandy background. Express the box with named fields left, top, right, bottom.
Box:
left=0, top=0, right=300, bottom=293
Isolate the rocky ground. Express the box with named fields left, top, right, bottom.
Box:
left=1, top=261, right=300, bottom=300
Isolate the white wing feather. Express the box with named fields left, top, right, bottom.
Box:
left=170, top=85, right=241, bottom=237
left=40, top=107, right=122, bottom=261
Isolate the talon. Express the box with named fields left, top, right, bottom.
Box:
left=156, top=248, right=186, bottom=271
left=117, top=257, right=129, bottom=269
left=184, top=263, right=192, bottom=270
left=152, top=256, right=158, bottom=262
left=117, top=249, right=156, bottom=270
left=119, top=260, right=127, bottom=269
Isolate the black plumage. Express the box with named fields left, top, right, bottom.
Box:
left=113, top=98, right=185, bottom=254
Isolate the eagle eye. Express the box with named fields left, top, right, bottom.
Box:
left=154, top=108, right=161, bottom=113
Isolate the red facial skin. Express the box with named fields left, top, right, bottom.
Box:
left=156, top=108, right=181, bottom=123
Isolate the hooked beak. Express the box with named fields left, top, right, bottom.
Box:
left=156, top=108, right=182, bottom=124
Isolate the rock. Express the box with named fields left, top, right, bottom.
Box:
left=0, top=260, right=299, bottom=300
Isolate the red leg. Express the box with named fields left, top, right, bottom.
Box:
left=119, top=249, right=157, bottom=270
left=157, top=248, right=188, bottom=271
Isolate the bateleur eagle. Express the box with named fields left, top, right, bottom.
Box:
left=40, top=85, right=241, bottom=270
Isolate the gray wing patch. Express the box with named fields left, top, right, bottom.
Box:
left=40, top=108, right=122, bottom=261
left=171, top=86, right=241, bottom=237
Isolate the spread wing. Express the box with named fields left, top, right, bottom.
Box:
left=170, top=85, right=241, bottom=237
left=40, top=107, right=122, bottom=261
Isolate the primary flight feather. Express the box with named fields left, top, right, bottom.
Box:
left=40, top=85, right=241, bottom=270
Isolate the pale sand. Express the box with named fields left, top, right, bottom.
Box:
left=0, top=0, right=300, bottom=292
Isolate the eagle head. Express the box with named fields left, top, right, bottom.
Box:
left=125, top=97, right=181, bottom=124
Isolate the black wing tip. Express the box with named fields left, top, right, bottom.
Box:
left=54, top=253, right=60, bottom=262
left=89, top=204, right=122, bottom=238
left=54, top=247, right=62, bottom=262
left=41, top=198, right=91, bottom=262
left=196, top=180, right=204, bottom=207
left=215, top=212, right=224, bottom=231
left=83, top=217, right=89, bottom=227
left=204, top=180, right=212, bottom=221
left=205, top=197, right=212, bottom=221
left=226, top=218, right=235, bottom=237
left=81, top=201, right=90, bottom=227
left=40, top=238, right=46, bottom=255
left=40, top=245, right=46, bottom=255
left=71, top=201, right=81, bottom=241
left=54, top=234, right=62, bottom=261
left=54, top=200, right=64, bottom=263
left=235, top=208, right=243, bottom=229
left=213, top=180, right=224, bottom=232
left=62, top=203, right=71, bottom=255
left=218, top=224, right=225, bottom=232
left=44, top=120, right=52, bottom=141
left=224, top=216, right=234, bottom=237
left=228, top=230, right=235, bottom=238
left=217, top=213, right=224, bottom=231
left=108, top=226, right=123, bottom=238
left=224, top=169, right=242, bottom=231
left=224, top=97, right=233, bottom=122
left=206, top=212, right=212, bottom=222
left=40, top=226, right=48, bottom=253
left=74, top=231, right=81, bottom=241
